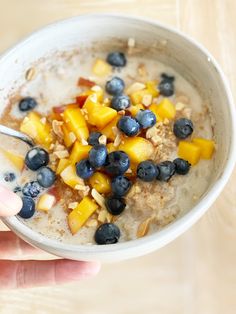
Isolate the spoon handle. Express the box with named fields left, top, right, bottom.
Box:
left=0, top=124, right=34, bottom=147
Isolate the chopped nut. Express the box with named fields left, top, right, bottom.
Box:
left=104, top=98, right=110, bottom=105
left=81, top=138, right=88, bottom=146
left=86, top=219, right=98, bottom=227
left=163, top=118, right=169, bottom=125
left=25, top=67, right=36, bottom=81
left=112, top=126, right=119, bottom=136
left=134, top=186, right=141, bottom=193
left=54, top=143, right=66, bottom=151
left=128, top=37, right=135, bottom=48
left=53, top=150, right=69, bottom=159
left=146, top=126, right=157, bottom=139
left=91, top=85, right=102, bottom=92
left=98, top=134, right=107, bottom=145
left=126, top=82, right=146, bottom=95
left=126, top=168, right=132, bottom=174
left=183, top=107, right=192, bottom=119
left=68, top=202, right=78, bottom=209
left=151, top=135, right=162, bottom=146
left=98, top=209, right=107, bottom=223
left=137, top=218, right=151, bottom=238
left=91, top=188, right=106, bottom=208
left=118, top=110, right=126, bottom=115
left=69, top=132, right=76, bottom=144
left=137, top=63, right=148, bottom=77
left=52, top=120, right=64, bottom=138
left=114, top=133, right=122, bottom=147
left=142, top=94, right=152, bottom=107
left=49, top=143, right=55, bottom=150
left=175, top=102, right=186, bottom=111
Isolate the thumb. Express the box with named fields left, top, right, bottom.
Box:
left=0, top=185, right=22, bottom=217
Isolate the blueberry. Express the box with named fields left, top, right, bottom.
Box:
left=18, top=196, right=35, bottom=219
left=105, top=77, right=125, bottom=95
left=117, top=116, right=140, bottom=136
left=22, top=181, right=43, bottom=198
left=173, top=118, right=193, bottom=139
left=105, top=196, right=126, bottom=215
left=13, top=186, right=21, bottom=193
left=173, top=158, right=191, bottom=175
left=88, top=132, right=102, bottom=146
left=156, top=161, right=175, bottom=181
left=111, top=95, right=130, bottom=111
left=76, top=159, right=94, bottom=179
left=161, top=73, right=175, bottom=82
left=158, top=74, right=175, bottom=97
left=105, top=151, right=130, bottom=176
left=106, top=52, right=127, bottom=67
left=37, top=166, right=56, bottom=188
left=25, top=147, right=49, bottom=171
left=136, top=110, right=156, bottom=129
left=3, top=172, right=16, bottom=182
left=111, top=175, right=132, bottom=197
left=18, top=97, right=38, bottom=112
left=94, top=223, right=120, bottom=245
left=89, top=144, right=107, bottom=168
left=137, top=160, right=158, bottom=182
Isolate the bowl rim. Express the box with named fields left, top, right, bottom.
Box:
left=2, top=13, right=236, bottom=256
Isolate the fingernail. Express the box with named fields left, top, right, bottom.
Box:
left=0, top=185, right=22, bottom=216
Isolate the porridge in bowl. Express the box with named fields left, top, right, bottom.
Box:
left=0, top=41, right=215, bottom=245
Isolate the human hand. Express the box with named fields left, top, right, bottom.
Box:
left=0, top=185, right=100, bottom=289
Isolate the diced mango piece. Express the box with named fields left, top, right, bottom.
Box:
left=70, top=141, right=92, bottom=165
left=149, top=104, right=162, bottom=121
left=146, top=81, right=159, bottom=97
left=192, top=138, right=215, bottom=159
left=155, top=98, right=176, bottom=120
left=63, top=107, right=89, bottom=141
left=56, top=158, right=71, bottom=175
left=0, top=149, right=24, bottom=171
left=129, top=104, right=145, bottom=117
left=119, top=137, right=154, bottom=164
left=20, top=112, right=53, bottom=148
left=60, top=165, right=84, bottom=188
left=89, top=106, right=117, bottom=129
left=68, top=196, right=99, bottom=234
left=178, top=141, right=201, bottom=165
left=36, top=194, right=56, bottom=212
left=106, top=143, right=116, bottom=153
left=80, top=87, right=104, bottom=103
left=89, top=172, right=111, bottom=194
left=92, top=59, right=112, bottom=77
left=101, top=115, right=120, bottom=141
left=62, top=124, right=75, bottom=148
left=130, top=89, right=150, bottom=105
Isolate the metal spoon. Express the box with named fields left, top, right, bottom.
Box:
left=0, top=124, right=35, bottom=147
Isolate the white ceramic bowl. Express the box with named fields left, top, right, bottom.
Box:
left=1, top=14, right=236, bottom=262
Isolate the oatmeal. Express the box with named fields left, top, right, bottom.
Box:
left=0, top=45, right=215, bottom=245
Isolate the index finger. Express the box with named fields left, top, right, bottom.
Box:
left=0, top=185, right=22, bottom=216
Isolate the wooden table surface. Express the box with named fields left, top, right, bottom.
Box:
left=0, top=1, right=235, bottom=313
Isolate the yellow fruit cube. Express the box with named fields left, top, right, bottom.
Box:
left=178, top=141, right=201, bottom=165
left=36, top=194, right=56, bottom=212
left=129, top=104, right=145, bottom=117
left=0, top=149, right=24, bottom=171
left=68, top=196, right=99, bottom=234
left=89, top=106, right=117, bottom=129
left=80, top=87, right=104, bottom=103
left=92, top=59, right=112, bottom=77
left=156, top=98, right=176, bottom=120
left=146, top=81, right=159, bottom=97
left=192, top=138, right=215, bottom=159
left=106, top=143, right=116, bottom=153
left=20, top=112, right=52, bottom=148
left=130, top=89, right=150, bottom=105
left=70, top=141, right=92, bottom=165
left=89, top=172, right=111, bottom=194
left=56, top=158, right=71, bottom=175
left=63, top=107, right=89, bottom=141
left=60, top=164, right=84, bottom=188
left=149, top=104, right=162, bottom=121
left=101, top=115, right=120, bottom=141
left=119, top=137, right=154, bottom=164
left=62, top=124, right=75, bottom=148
